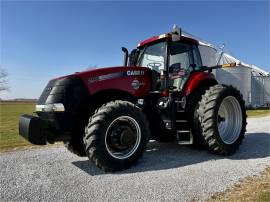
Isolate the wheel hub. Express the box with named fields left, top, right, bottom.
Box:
left=120, top=128, right=136, bottom=148
left=105, top=116, right=141, bottom=159
left=217, top=96, right=242, bottom=144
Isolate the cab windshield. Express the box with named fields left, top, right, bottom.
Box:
left=137, top=41, right=202, bottom=91
left=137, top=42, right=166, bottom=72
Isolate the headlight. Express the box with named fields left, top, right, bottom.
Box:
left=35, top=103, right=65, bottom=112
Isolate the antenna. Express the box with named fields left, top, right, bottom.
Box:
left=216, top=43, right=226, bottom=65
left=220, top=43, right=225, bottom=51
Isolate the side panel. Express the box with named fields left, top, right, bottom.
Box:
left=76, top=66, right=151, bottom=98
left=183, top=72, right=217, bottom=96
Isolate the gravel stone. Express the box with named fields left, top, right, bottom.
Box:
left=1, top=116, right=269, bottom=202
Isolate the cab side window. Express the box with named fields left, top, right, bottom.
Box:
left=169, top=43, right=193, bottom=71
left=192, top=45, right=202, bottom=69
left=168, top=42, right=193, bottom=91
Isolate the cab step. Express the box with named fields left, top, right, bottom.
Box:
left=177, top=130, right=193, bottom=145
left=176, top=120, right=187, bottom=123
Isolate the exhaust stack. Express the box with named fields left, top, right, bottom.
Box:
left=121, top=47, right=128, bottom=66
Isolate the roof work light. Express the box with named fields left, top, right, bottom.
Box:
left=172, top=24, right=182, bottom=41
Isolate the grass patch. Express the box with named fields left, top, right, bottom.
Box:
left=259, top=191, right=270, bottom=202
left=259, top=192, right=270, bottom=202
left=0, top=102, right=36, bottom=152
left=209, top=167, right=270, bottom=202
left=247, top=109, right=270, bottom=118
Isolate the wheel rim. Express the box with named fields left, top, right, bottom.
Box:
left=105, top=116, right=141, bottom=159
left=217, top=96, right=242, bottom=144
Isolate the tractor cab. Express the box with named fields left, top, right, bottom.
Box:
left=128, top=26, right=204, bottom=93
left=125, top=26, right=220, bottom=144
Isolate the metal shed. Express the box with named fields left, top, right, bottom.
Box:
left=197, top=42, right=269, bottom=107
left=184, top=31, right=269, bottom=107
left=251, top=75, right=270, bottom=106
left=215, top=66, right=252, bottom=104
left=215, top=53, right=269, bottom=106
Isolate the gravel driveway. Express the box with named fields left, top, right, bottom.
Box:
left=1, top=116, right=269, bottom=202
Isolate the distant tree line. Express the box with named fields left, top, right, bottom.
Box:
left=0, top=68, right=9, bottom=92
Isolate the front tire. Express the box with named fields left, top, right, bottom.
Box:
left=198, top=85, right=247, bottom=155
left=83, top=100, right=150, bottom=171
left=64, top=139, right=86, bottom=157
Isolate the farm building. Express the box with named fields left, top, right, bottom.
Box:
left=215, top=53, right=270, bottom=107
left=197, top=40, right=270, bottom=107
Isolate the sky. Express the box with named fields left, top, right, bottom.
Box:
left=1, top=0, right=269, bottom=99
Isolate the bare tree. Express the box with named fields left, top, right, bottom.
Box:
left=0, top=68, right=9, bottom=92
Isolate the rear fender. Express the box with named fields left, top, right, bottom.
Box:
left=183, top=72, right=217, bottom=96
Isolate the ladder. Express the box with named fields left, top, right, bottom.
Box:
left=175, top=100, right=193, bottom=144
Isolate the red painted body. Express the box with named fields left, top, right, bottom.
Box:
left=57, top=66, right=216, bottom=99
left=183, top=72, right=216, bottom=96
left=74, top=66, right=151, bottom=98
left=138, top=35, right=199, bottom=48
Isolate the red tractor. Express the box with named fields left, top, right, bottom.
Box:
left=19, top=26, right=247, bottom=171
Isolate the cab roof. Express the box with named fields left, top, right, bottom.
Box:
left=137, top=33, right=199, bottom=48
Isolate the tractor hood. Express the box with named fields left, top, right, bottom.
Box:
left=50, top=66, right=151, bottom=97
left=54, top=66, right=149, bottom=80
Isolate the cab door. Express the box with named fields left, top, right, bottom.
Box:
left=168, top=42, right=202, bottom=91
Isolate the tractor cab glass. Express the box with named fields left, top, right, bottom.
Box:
left=168, top=42, right=202, bottom=90
left=137, top=40, right=202, bottom=91
left=137, top=42, right=166, bottom=72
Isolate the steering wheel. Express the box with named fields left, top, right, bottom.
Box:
left=147, top=62, right=162, bottom=70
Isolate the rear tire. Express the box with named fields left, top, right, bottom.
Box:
left=83, top=100, right=150, bottom=171
left=198, top=84, right=247, bottom=155
left=186, top=87, right=208, bottom=149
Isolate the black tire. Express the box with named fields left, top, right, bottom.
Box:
left=64, top=139, right=86, bottom=157
left=198, top=84, right=247, bottom=155
left=186, top=87, right=208, bottom=149
left=64, top=116, right=88, bottom=157
left=83, top=100, right=150, bottom=171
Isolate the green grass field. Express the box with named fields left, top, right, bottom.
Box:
left=0, top=102, right=269, bottom=153
left=246, top=109, right=270, bottom=118
left=0, top=102, right=35, bottom=152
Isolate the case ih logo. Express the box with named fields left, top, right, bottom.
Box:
left=89, top=70, right=145, bottom=84
left=126, top=70, right=145, bottom=76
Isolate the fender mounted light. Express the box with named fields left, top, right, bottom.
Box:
left=222, top=62, right=237, bottom=68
